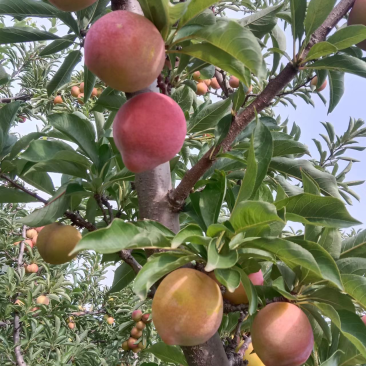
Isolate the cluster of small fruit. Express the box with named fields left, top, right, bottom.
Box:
left=193, top=71, right=253, bottom=96
left=54, top=82, right=103, bottom=105
left=121, top=310, right=151, bottom=354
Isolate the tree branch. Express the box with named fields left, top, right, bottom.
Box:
left=94, top=193, right=109, bottom=224
left=0, top=94, right=32, bottom=104
left=168, top=0, right=356, bottom=209
left=101, top=195, right=114, bottom=222
left=1, top=174, right=96, bottom=231
left=13, top=226, right=27, bottom=366
left=118, top=250, right=142, bottom=274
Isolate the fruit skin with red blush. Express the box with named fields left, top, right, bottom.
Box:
left=113, top=93, right=186, bottom=173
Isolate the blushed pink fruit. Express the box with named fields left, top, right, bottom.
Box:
left=113, top=93, right=186, bottom=173
left=131, top=310, right=143, bottom=322
left=348, top=0, right=366, bottom=50
left=152, top=268, right=223, bottom=346
left=84, top=11, right=165, bottom=92
left=251, top=303, right=314, bottom=366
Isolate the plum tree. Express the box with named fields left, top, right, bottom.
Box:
left=85, top=11, right=165, bottom=92
left=223, top=270, right=264, bottom=305
left=210, top=77, right=221, bottom=90
left=71, top=86, right=80, bottom=97
left=196, top=82, right=208, bottom=95
left=48, top=0, right=98, bottom=12
left=311, top=76, right=327, bottom=91
left=348, top=0, right=366, bottom=50
left=36, top=295, right=50, bottom=305
left=229, top=76, right=240, bottom=88
left=152, top=268, right=223, bottom=346
left=36, top=223, right=82, bottom=265
left=251, top=303, right=314, bottom=366
left=113, top=93, right=186, bottom=173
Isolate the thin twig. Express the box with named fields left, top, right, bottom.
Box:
left=94, top=193, right=109, bottom=224
left=0, top=94, right=33, bottom=104
left=118, top=250, right=142, bottom=274
left=101, top=195, right=114, bottom=222
left=276, top=76, right=315, bottom=97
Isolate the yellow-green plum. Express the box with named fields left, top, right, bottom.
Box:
left=152, top=268, right=223, bottom=346
left=223, top=270, right=264, bottom=305
left=196, top=82, right=208, bottom=95
left=311, top=76, right=327, bottom=92
left=251, top=303, right=314, bottom=366
left=348, top=0, right=366, bottom=50
left=113, top=93, right=186, bottom=173
left=37, top=223, right=81, bottom=265
left=48, top=0, right=98, bottom=12
left=84, top=11, right=165, bottom=92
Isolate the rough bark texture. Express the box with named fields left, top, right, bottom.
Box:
left=168, top=0, right=356, bottom=209
left=182, top=333, right=230, bottom=366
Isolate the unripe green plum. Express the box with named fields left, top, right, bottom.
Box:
left=348, top=0, right=366, bottom=50
left=152, top=268, right=223, bottom=346
left=121, top=341, right=129, bottom=351
left=49, top=0, right=97, bottom=12
left=251, top=303, right=314, bottom=366
left=85, top=11, right=165, bottom=92
left=223, top=270, right=264, bottom=305
left=113, top=93, right=186, bottom=173
left=37, top=223, right=81, bottom=264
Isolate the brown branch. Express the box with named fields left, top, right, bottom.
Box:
left=214, top=69, right=231, bottom=98
left=118, top=250, right=142, bottom=274
left=13, top=226, right=27, bottom=366
left=101, top=195, right=114, bottom=222
left=168, top=0, right=356, bottom=209
left=1, top=174, right=96, bottom=231
left=0, top=95, right=32, bottom=104
left=94, top=193, right=109, bottom=224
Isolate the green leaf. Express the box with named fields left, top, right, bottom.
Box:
left=237, top=267, right=258, bottom=315
left=270, top=157, right=341, bottom=199
left=71, top=219, right=140, bottom=254
left=92, top=87, right=126, bottom=112
left=290, top=0, right=307, bottom=41
left=0, top=27, right=59, bottom=44
left=138, top=0, right=170, bottom=40
left=314, top=304, right=366, bottom=357
left=308, top=54, right=366, bottom=78
left=171, top=224, right=204, bottom=249
left=236, top=237, right=321, bottom=275
left=272, top=132, right=309, bottom=156
left=270, top=25, right=287, bottom=74
left=179, top=0, right=217, bottom=28
left=171, top=85, right=194, bottom=113
left=188, top=98, right=232, bottom=133
left=337, top=257, right=366, bottom=275
left=328, top=25, right=366, bottom=50
left=240, top=4, right=283, bottom=39
left=304, top=0, right=336, bottom=40
left=341, top=230, right=366, bottom=258
left=304, top=42, right=338, bottom=62
left=186, top=21, right=263, bottom=77
left=0, top=0, right=79, bottom=34
left=18, top=194, right=69, bottom=226
left=19, top=140, right=73, bottom=162
left=342, top=274, right=366, bottom=308
left=307, top=287, right=355, bottom=312
left=234, top=120, right=273, bottom=205
left=214, top=268, right=240, bottom=293
left=83, top=65, right=97, bottom=103
left=320, top=350, right=344, bottom=366
left=319, top=228, right=342, bottom=260
left=39, top=34, right=76, bottom=57
left=128, top=231, right=171, bottom=250
left=47, top=50, right=82, bottom=96
left=145, top=342, right=187, bottom=366
left=275, top=193, right=361, bottom=228
left=0, top=64, right=9, bottom=86
left=0, top=186, right=40, bottom=203
left=133, top=253, right=197, bottom=300
left=328, top=70, right=344, bottom=114
left=48, top=113, right=98, bottom=164
left=205, top=239, right=238, bottom=272
left=302, top=304, right=332, bottom=343
left=291, top=239, right=343, bottom=289
left=174, top=43, right=257, bottom=88
left=168, top=1, right=188, bottom=25
left=230, top=201, right=284, bottom=237
left=0, top=102, right=20, bottom=153
left=21, top=172, right=54, bottom=195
